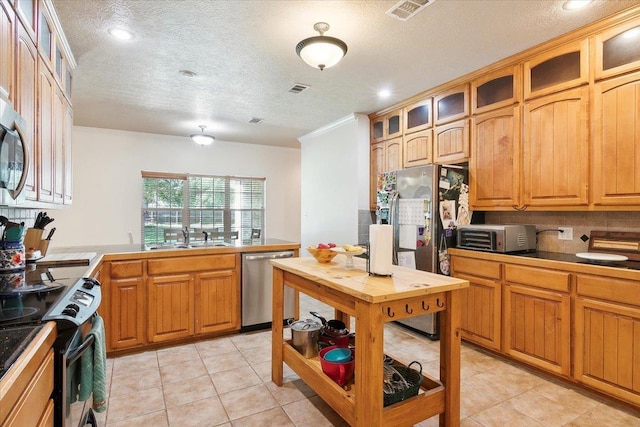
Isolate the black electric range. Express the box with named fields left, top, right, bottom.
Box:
left=0, top=263, right=91, bottom=379
left=513, top=251, right=640, bottom=270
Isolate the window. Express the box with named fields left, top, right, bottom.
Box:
left=142, top=172, right=265, bottom=247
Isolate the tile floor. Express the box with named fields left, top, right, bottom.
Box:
left=96, top=296, right=640, bottom=426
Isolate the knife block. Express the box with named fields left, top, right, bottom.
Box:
left=23, top=228, right=50, bottom=255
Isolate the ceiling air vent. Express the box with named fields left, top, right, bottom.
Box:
left=386, top=0, right=436, bottom=21
left=288, top=83, right=310, bottom=94
left=249, top=117, right=264, bottom=124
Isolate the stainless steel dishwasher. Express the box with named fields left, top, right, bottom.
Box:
left=241, top=251, right=295, bottom=331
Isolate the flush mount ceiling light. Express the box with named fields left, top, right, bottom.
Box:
left=190, top=125, right=215, bottom=146
left=296, top=22, right=347, bottom=71
left=108, top=27, right=135, bottom=41
left=562, top=0, right=593, bottom=10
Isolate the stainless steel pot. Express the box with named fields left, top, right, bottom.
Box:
left=288, top=319, right=322, bottom=358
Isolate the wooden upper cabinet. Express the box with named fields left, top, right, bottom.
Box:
left=370, top=115, right=386, bottom=143
left=595, top=17, right=640, bottom=80
left=522, top=86, right=589, bottom=207
left=370, top=109, right=403, bottom=143
left=52, top=88, right=64, bottom=204
left=385, top=136, right=402, bottom=172
left=434, top=84, right=469, bottom=125
left=370, top=142, right=385, bottom=210
left=37, top=3, right=53, bottom=69
left=403, top=98, right=432, bottom=134
left=471, top=66, right=521, bottom=115
left=0, top=0, right=14, bottom=101
left=524, top=39, right=589, bottom=99
left=592, top=70, right=640, bottom=206
left=63, top=100, right=72, bottom=204
left=15, top=0, right=35, bottom=42
left=403, top=129, right=432, bottom=168
left=470, top=106, right=521, bottom=209
left=15, top=20, right=37, bottom=200
left=38, top=56, right=54, bottom=203
left=433, top=119, right=469, bottom=164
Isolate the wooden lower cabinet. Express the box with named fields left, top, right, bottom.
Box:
left=451, top=257, right=501, bottom=351
left=504, top=284, right=571, bottom=376
left=148, top=274, right=194, bottom=342
left=575, top=274, right=640, bottom=405
left=107, top=260, right=146, bottom=351
left=195, top=269, right=239, bottom=334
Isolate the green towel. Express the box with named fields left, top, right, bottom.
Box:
left=78, top=314, right=108, bottom=413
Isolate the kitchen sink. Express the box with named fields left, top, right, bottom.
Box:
left=145, top=241, right=233, bottom=250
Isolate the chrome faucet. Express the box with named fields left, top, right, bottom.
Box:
left=182, top=227, right=189, bottom=245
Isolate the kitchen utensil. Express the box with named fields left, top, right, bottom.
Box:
left=306, top=247, right=338, bottom=263
left=323, top=347, right=352, bottom=362
left=310, top=311, right=349, bottom=337
left=288, top=318, right=322, bottom=358
left=0, top=240, right=25, bottom=271
left=382, top=361, right=423, bottom=407
left=45, top=228, right=56, bottom=240
left=319, top=345, right=355, bottom=387
left=576, top=252, right=628, bottom=262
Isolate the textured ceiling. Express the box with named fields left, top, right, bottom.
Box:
left=52, top=0, right=640, bottom=148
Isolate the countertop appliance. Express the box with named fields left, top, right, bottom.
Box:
left=0, top=98, right=28, bottom=205
left=0, top=264, right=102, bottom=427
left=241, top=251, right=295, bottom=331
left=457, top=224, right=537, bottom=253
left=376, top=164, right=474, bottom=339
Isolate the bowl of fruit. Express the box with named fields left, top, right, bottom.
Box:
left=307, top=243, right=339, bottom=263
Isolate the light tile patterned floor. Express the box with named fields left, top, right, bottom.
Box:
left=97, top=296, right=640, bottom=426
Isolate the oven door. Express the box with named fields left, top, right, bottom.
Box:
left=64, top=324, right=98, bottom=427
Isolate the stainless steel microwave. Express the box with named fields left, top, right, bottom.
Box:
left=0, top=98, right=28, bottom=205
left=457, top=224, right=537, bottom=253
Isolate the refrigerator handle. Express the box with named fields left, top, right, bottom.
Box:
left=390, top=192, right=398, bottom=265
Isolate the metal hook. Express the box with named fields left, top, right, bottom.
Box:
left=436, top=298, right=444, bottom=308
left=386, top=307, right=395, bottom=318
left=421, top=301, right=430, bottom=311
left=405, top=304, right=413, bottom=314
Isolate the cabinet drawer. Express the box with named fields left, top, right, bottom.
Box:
left=451, top=257, right=500, bottom=279
left=148, top=254, right=237, bottom=275
left=576, top=274, right=640, bottom=306
left=504, top=265, right=570, bottom=292
left=110, top=260, right=143, bottom=279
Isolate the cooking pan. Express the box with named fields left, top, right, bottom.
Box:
left=310, top=311, right=348, bottom=337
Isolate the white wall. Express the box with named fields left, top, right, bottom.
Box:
left=50, top=127, right=301, bottom=247
left=298, top=114, right=370, bottom=251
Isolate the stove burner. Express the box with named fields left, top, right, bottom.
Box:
left=0, top=282, right=64, bottom=296
left=0, top=306, right=38, bottom=322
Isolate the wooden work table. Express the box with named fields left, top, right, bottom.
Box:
left=270, top=257, right=469, bottom=427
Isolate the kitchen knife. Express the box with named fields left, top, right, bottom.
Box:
left=45, top=227, right=56, bottom=240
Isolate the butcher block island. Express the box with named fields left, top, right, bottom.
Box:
left=270, top=257, right=469, bottom=427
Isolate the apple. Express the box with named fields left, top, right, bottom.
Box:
left=317, top=243, right=330, bottom=249
left=327, top=243, right=336, bottom=248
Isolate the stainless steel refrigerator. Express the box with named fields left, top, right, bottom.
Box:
left=376, top=164, right=472, bottom=339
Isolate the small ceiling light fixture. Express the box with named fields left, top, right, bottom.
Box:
left=108, top=27, right=135, bottom=41
left=296, top=22, right=348, bottom=71
left=190, top=125, right=215, bottom=146
left=562, top=0, right=593, bottom=10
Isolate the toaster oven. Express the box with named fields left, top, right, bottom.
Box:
left=457, top=224, right=537, bottom=253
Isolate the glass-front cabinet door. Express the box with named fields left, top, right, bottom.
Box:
left=434, top=84, right=469, bottom=125
left=524, top=39, right=588, bottom=99
left=594, top=16, right=640, bottom=80
left=472, top=66, right=520, bottom=115
left=403, top=98, right=432, bottom=134
left=386, top=109, right=403, bottom=139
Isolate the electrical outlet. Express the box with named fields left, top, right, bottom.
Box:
left=558, top=227, right=573, bottom=241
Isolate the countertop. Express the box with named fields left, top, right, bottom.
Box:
left=48, top=238, right=300, bottom=263
left=271, top=256, right=469, bottom=303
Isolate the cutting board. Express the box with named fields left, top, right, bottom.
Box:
left=36, top=252, right=97, bottom=267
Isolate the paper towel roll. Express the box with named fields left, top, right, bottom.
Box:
left=369, top=224, right=393, bottom=276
